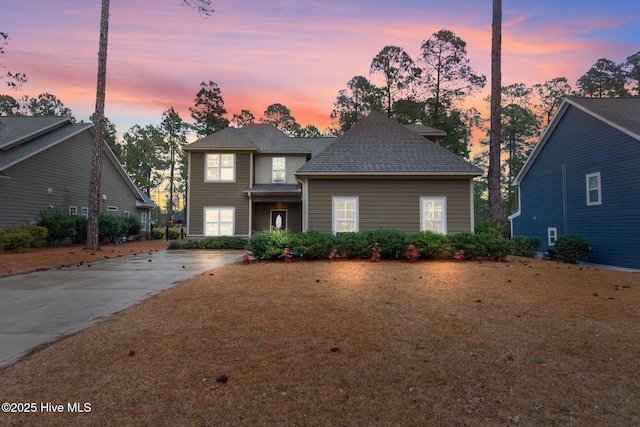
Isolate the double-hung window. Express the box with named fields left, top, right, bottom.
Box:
left=548, top=227, right=557, bottom=246
left=586, top=172, right=601, bottom=206
left=272, top=157, right=286, bottom=183
left=205, top=153, right=235, bottom=182
left=333, top=197, right=358, bottom=233
left=420, top=197, right=447, bottom=234
left=204, top=207, right=234, bottom=236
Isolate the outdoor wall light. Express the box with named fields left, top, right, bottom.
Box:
left=102, top=194, right=107, bottom=201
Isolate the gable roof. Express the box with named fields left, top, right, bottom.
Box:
left=296, top=111, right=482, bottom=176
left=183, top=124, right=333, bottom=156
left=513, top=96, right=640, bottom=186
left=0, top=116, right=155, bottom=208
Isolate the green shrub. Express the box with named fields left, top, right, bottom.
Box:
left=200, top=236, right=247, bottom=249
left=512, top=235, right=542, bottom=257
left=410, top=231, right=451, bottom=259
left=38, top=208, right=78, bottom=243
left=0, top=231, right=34, bottom=253
left=447, top=232, right=485, bottom=259
left=333, top=232, right=370, bottom=259
left=123, top=216, right=141, bottom=236
left=72, top=216, right=88, bottom=244
left=484, top=236, right=515, bottom=261
left=554, top=233, right=590, bottom=264
left=291, top=229, right=334, bottom=259
left=152, top=227, right=166, bottom=240
left=98, top=213, right=127, bottom=241
left=368, top=229, right=409, bottom=259
left=248, top=229, right=295, bottom=260
left=20, top=225, right=48, bottom=247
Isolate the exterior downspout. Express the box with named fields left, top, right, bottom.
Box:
left=247, top=191, right=252, bottom=237
left=469, top=179, right=475, bottom=233
left=562, top=164, right=568, bottom=235
left=186, top=151, right=192, bottom=237
left=296, top=176, right=308, bottom=232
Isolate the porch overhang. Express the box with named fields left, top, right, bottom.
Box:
left=244, top=184, right=302, bottom=202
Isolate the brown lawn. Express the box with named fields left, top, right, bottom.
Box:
left=1, top=244, right=639, bottom=426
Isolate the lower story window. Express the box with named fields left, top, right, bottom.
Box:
left=141, top=213, right=147, bottom=232
left=421, top=197, right=447, bottom=234
left=333, top=197, right=358, bottom=233
left=204, top=207, right=234, bottom=236
left=548, top=227, right=557, bottom=246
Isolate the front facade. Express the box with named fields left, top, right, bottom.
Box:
left=185, top=112, right=482, bottom=238
left=510, top=97, right=640, bottom=270
left=0, top=116, right=155, bottom=230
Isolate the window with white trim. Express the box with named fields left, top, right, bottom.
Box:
left=205, top=153, right=235, bottom=182
left=420, top=197, right=447, bottom=234
left=69, top=206, right=78, bottom=216
left=586, top=172, right=601, bottom=206
left=81, top=207, right=88, bottom=218
left=272, top=157, right=286, bottom=183
left=123, top=211, right=130, bottom=218
left=204, top=207, right=234, bottom=236
left=333, top=197, right=358, bottom=233
left=141, top=212, right=147, bottom=232
left=107, top=206, right=118, bottom=212
left=548, top=227, right=557, bottom=246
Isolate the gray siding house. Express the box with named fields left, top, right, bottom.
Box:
left=184, top=112, right=482, bottom=237
left=509, top=97, right=640, bottom=270
left=0, top=116, right=155, bottom=231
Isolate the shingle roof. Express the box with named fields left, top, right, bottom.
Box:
left=0, top=119, right=92, bottom=171
left=296, top=111, right=482, bottom=175
left=567, top=97, right=640, bottom=138
left=0, top=116, right=71, bottom=150
left=184, top=124, right=333, bottom=156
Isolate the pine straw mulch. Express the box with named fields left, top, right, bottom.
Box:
left=1, top=253, right=639, bottom=426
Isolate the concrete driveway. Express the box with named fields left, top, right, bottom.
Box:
left=0, top=249, right=244, bottom=367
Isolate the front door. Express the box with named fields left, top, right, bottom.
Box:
left=271, top=210, right=287, bottom=230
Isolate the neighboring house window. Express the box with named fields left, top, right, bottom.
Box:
left=69, top=206, right=78, bottom=215
left=140, top=213, right=147, bottom=232
left=333, top=197, right=358, bottom=233
left=81, top=207, right=88, bottom=218
left=548, top=227, right=557, bottom=246
left=123, top=211, right=130, bottom=218
left=421, top=197, right=447, bottom=234
left=204, top=207, right=234, bottom=236
left=272, top=157, right=286, bottom=183
left=205, top=153, right=235, bottom=182
left=586, top=172, right=601, bottom=206
left=107, top=206, right=118, bottom=212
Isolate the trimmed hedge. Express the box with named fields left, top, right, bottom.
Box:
left=0, top=225, right=48, bottom=252
left=248, top=229, right=519, bottom=261
left=512, top=235, right=542, bottom=258
left=168, top=236, right=248, bottom=250
left=554, top=233, right=590, bottom=264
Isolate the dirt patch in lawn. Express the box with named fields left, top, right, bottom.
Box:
left=1, top=255, right=639, bottom=426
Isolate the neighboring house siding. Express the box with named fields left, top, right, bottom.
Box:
left=306, top=177, right=472, bottom=233
left=513, top=105, right=640, bottom=269
left=254, top=154, right=307, bottom=184
left=0, top=129, right=138, bottom=228
left=253, top=202, right=302, bottom=233
left=188, top=152, right=251, bottom=236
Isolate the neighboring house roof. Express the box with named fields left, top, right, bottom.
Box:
left=0, top=115, right=155, bottom=209
left=296, top=111, right=482, bottom=176
left=183, top=124, right=333, bottom=156
left=0, top=117, right=92, bottom=171
left=0, top=116, right=71, bottom=151
left=513, top=96, right=640, bottom=186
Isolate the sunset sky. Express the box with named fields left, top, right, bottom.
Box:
left=2, top=0, right=639, bottom=138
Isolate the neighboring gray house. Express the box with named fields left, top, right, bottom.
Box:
left=0, top=116, right=155, bottom=231
left=184, top=111, right=482, bottom=237
left=509, top=97, right=640, bottom=270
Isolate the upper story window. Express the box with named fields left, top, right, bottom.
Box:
left=272, top=157, right=286, bottom=183
left=205, top=153, right=235, bottom=182
left=586, top=172, right=601, bottom=206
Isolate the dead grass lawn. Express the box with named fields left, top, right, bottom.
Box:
left=1, top=252, right=639, bottom=426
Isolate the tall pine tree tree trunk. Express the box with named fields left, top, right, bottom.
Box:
left=86, top=0, right=110, bottom=251
left=488, top=0, right=502, bottom=221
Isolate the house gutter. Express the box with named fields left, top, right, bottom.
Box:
left=248, top=153, right=254, bottom=237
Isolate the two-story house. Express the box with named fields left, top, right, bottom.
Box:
left=184, top=111, right=483, bottom=238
